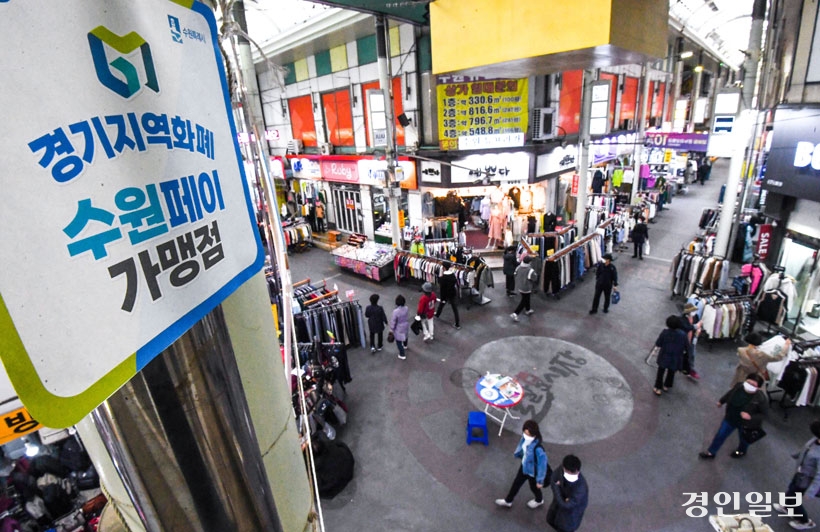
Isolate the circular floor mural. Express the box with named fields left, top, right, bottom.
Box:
left=464, top=336, right=634, bottom=444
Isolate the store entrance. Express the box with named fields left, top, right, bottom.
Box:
left=331, top=186, right=363, bottom=234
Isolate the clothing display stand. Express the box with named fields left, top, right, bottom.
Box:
left=522, top=223, right=577, bottom=260
left=542, top=218, right=612, bottom=299
left=766, top=339, right=820, bottom=419
left=393, top=251, right=492, bottom=308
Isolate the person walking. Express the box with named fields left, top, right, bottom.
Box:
left=511, top=255, right=538, bottom=322
left=503, top=246, right=519, bottom=297
left=364, top=294, right=388, bottom=354
left=653, top=315, right=688, bottom=396
left=417, top=282, right=437, bottom=341
left=495, top=420, right=549, bottom=510
left=679, top=303, right=703, bottom=380
left=730, top=332, right=791, bottom=387
left=435, top=263, right=461, bottom=329
left=546, top=454, right=589, bottom=532
left=773, top=420, right=820, bottom=530
left=631, top=217, right=649, bottom=260
left=389, top=295, right=410, bottom=360
left=589, top=253, right=618, bottom=314
left=699, top=373, right=768, bottom=459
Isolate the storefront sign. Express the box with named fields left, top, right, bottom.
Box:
left=420, top=161, right=442, bottom=183
left=591, top=133, right=636, bottom=165
left=0, top=0, right=263, bottom=427
left=321, top=160, right=359, bottom=183
left=756, top=224, right=773, bottom=260
left=358, top=159, right=417, bottom=189
left=571, top=174, right=579, bottom=196
left=0, top=407, right=42, bottom=446
left=291, top=158, right=322, bottom=179
left=762, top=106, right=820, bottom=202
left=450, top=151, right=530, bottom=184
left=645, top=132, right=709, bottom=152
left=536, top=144, right=578, bottom=177
left=437, top=78, right=529, bottom=151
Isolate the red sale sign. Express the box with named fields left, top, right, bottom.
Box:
left=571, top=174, right=579, bottom=196
left=756, top=224, right=772, bottom=260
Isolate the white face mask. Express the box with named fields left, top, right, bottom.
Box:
left=563, top=471, right=579, bottom=482
left=743, top=382, right=758, bottom=394
left=522, top=434, right=535, bottom=444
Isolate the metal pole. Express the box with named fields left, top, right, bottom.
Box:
left=375, top=15, right=402, bottom=247
left=575, top=69, right=595, bottom=233
left=633, top=63, right=651, bottom=200
left=687, top=67, right=702, bottom=132
left=92, top=306, right=283, bottom=532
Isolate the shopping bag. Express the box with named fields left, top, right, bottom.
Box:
left=644, top=240, right=651, bottom=256
left=410, top=316, right=422, bottom=336
left=741, top=425, right=766, bottom=444
left=611, top=290, right=620, bottom=305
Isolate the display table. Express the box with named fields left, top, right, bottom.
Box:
left=475, top=374, right=524, bottom=436
left=331, top=242, right=395, bottom=282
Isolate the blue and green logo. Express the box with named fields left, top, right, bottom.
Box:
left=88, top=26, right=159, bottom=99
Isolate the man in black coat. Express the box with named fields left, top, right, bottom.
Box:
left=547, top=455, right=589, bottom=532
left=589, top=253, right=618, bottom=314
left=435, top=263, right=461, bottom=329
left=631, top=217, right=649, bottom=260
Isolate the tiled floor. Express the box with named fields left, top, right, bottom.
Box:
left=291, top=161, right=819, bottom=532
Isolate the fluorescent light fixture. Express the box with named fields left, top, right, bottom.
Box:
left=680, top=51, right=694, bottom=59
left=694, top=65, right=704, bottom=73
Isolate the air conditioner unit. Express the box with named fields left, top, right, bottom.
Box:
left=286, top=139, right=303, bottom=155
left=320, top=142, right=334, bottom=155
left=531, top=107, right=556, bottom=141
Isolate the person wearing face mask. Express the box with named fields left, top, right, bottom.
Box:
left=699, top=373, right=769, bottom=459
left=547, top=454, right=589, bottom=532
left=495, top=420, right=549, bottom=509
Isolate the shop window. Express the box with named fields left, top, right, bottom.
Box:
left=288, top=94, right=317, bottom=147
left=779, top=237, right=820, bottom=336
left=558, top=70, right=583, bottom=136
left=619, top=76, right=639, bottom=127
left=362, top=78, right=405, bottom=146
left=598, top=72, right=618, bottom=131
left=322, top=89, right=355, bottom=146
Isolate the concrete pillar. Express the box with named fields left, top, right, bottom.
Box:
left=633, top=63, right=651, bottom=198
left=575, top=69, right=595, bottom=233
left=376, top=15, right=402, bottom=246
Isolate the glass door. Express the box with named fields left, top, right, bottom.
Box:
left=331, top=186, right=363, bottom=234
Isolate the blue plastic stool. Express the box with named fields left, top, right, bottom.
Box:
left=466, top=411, right=489, bottom=446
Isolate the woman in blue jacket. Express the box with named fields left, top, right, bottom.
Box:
left=495, top=420, right=549, bottom=509
left=653, top=315, right=689, bottom=396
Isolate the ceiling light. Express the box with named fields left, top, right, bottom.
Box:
left=694, top=65, right=704, bottom=73
left=680, top=51, right=694, bottom=59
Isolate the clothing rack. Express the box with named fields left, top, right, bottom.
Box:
left=545, top=218, right=613, bottom=262
left=304, top=290, right=339, bottom=307
left=295, top=299, right=366, bottom=348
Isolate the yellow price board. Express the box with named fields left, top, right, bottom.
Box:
left=437, top=78, right=528, bottom=150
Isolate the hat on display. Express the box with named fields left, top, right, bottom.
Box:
left=422, top=282, right=433, bottom=293
left=603, top=253, right=613, bottom=261
left=683, top=304, right=698, bottom=315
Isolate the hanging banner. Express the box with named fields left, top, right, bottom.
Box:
left=0, top=0, right=263, bottom=427
left=437, top=78, right=529, bottom=151
left=645, top=132, right=709, bottom=152
left=571, top=174, right=580, bottom=196
left=756, top=224, right=773, bottom=260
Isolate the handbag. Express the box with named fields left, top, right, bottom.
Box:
left=387, top=331, right=395, bottom=343
left=611, top=290, right=621, bottom=305
left=410, top=316, right=422, bottom=336
left=644, top=240, right=651, bottom=256
left=741, top=425, right=767, bottom=444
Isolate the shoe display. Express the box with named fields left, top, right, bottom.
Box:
left=527, top=499, right=544, bottom=509
left=495, top=499, right=512, bottom=508
left=698, top=452, right=715, bottom=459
left=789, top=519, right=816, bottom=530
left=511, top=313, right=519, bottom=322
left=525, top=309, right=534, bottom=315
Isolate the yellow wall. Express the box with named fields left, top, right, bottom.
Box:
left=431, top=0, right=667, bottom=75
